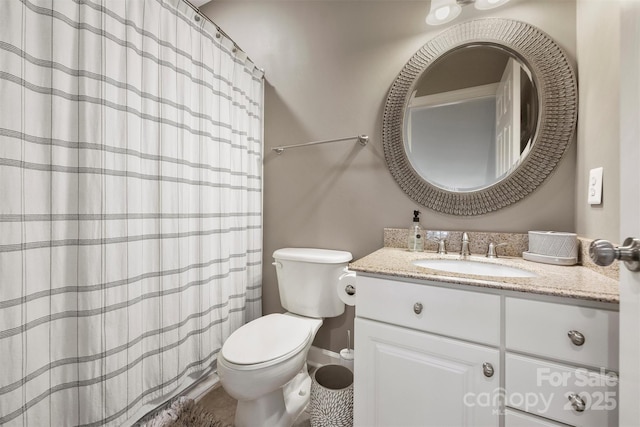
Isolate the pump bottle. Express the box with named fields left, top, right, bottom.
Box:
left=408, top=210, right=424, bottom=252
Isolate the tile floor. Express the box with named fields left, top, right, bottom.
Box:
left=198, top=384, right=311, bottom=427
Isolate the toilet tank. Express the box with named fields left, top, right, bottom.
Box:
left=273, top=248, right=353, bottom=318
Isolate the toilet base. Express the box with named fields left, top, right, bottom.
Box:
left=234, top=367, right=312, bottom=427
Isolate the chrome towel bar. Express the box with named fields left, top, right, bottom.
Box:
left=272, top=134, right=369, bottom=154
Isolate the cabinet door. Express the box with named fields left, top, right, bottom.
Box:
left=354, top=318, right=500, bottom=427
left=504, top=409, right=567, bottom=426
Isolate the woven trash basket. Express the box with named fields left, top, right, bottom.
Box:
left=310, top=364, right=354, bottom=427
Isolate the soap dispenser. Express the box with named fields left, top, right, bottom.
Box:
left=408, top=210, right=424, bottom=252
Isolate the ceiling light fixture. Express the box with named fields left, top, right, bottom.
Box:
left=474, top=0, right=511, bottom=10
left=426, top=0, right=511, bottom=26
left=425, top=0, right=462, bottom=26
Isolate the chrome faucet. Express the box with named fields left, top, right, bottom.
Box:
left=486, top=242, right=507, bottom=258
left=427, top=231, right=449, bottom=255
left=435, top=238, right=447, bottom=254
left=460, top=232, right=471, bottom=256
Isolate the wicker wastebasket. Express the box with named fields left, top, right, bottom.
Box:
left=310, top=364, right=354, bottom=427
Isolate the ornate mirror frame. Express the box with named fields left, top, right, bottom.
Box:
left=383, top=18, right=578, bottom=216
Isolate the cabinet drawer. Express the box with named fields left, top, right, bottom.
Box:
left=505, top=298, right=618, bottom=369
left=504, top=409, right=567, bottom=426
left=356, top=276, right=500, bottom=345
left=505, top=353, right=618, bottom=427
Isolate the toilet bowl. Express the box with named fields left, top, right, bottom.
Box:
left=217, top=313, right=322, bottom=427
left=217, top=248, right=352, bottom=427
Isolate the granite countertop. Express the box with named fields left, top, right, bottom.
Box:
left=349, top=247, right=619, bottom=304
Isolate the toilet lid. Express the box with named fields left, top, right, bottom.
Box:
left=221, top=314, right=312, bottom=366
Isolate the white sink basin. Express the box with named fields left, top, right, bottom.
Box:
left=412, top=259, right=537, bottom=278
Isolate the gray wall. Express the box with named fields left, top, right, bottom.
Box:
left=201, top=0, right=579, bottom=352
left=575, top=0, right=620, bottom=243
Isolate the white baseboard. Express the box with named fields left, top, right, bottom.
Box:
left=125, top=368, right=220, bottom=425
left=307, top=345, right=342, bottom=368
left=186, top=370, right=221, bottom=402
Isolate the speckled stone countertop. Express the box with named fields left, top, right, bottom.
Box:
left=349, top=247, right=619, bottom=304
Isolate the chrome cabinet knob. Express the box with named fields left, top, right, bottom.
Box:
left=482, top=362, right=494, bottom=378
left=567, top=392, right=586, bottom=412
left=590, top=237, right=640, bottom=272
left=567, top=330, right=585, bottom=346
left=413, top=302, right=423, bottom=315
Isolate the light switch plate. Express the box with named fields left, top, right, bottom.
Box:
left=588, top=167, right=603, bottom=205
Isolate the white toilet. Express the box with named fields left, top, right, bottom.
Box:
left=217, top=248, right=353, bottom=427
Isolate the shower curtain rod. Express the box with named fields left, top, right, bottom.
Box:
left=183, top=0, right=265, bottom=77
left=272, top=134, right=369, bottom=154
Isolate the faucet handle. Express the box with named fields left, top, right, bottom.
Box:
left=460, top=232, right=471, bottom=256
left=428, top=237, right=447, bottom=254
left=427, top=232, right=448, bottom=254
left=486, top=242, right=508, bottom=258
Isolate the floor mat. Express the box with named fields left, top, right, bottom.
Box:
left=141, top=396, right=232, bottom=427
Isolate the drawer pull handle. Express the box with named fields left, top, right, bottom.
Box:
left=567, top=392, right=586, bottom=412
left=413, top=302, right=423, bottom=315
left=568, top=330, right=585, bottom=346
left=482, top=362, right=494, bottom=378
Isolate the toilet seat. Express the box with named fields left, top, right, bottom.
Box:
left=221, top=313, right=312, bottom=370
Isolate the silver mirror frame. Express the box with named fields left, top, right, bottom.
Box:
left=383, top=19, right=577, bottom=216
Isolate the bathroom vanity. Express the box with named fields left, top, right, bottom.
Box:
left=350, top=244, right=619, bottom=427
left=358, top=14, right=616, bottom=424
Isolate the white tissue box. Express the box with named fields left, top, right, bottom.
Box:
left=524, top=231, right=578, bottom=265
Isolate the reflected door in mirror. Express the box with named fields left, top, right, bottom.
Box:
left=404, top=45, right=537, bottom=192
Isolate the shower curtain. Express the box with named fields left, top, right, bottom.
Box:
left=0, top=0, right=263, bottom=425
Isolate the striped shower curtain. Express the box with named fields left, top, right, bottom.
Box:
left=0, top=0, right=263, bottom=425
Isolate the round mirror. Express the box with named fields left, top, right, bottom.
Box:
left=383, top=19, right=577, bottom=215
left=404, top=44, right=538, bottom=192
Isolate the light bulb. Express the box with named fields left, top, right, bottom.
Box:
left=475, top=0, right=511, bottom=10
left=434, top=6, right=451, bottom=21
left=426, top=0, right=461, bottom=25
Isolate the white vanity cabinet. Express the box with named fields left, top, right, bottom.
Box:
left=354, top=276, right=501, bottom=427
left=354, top=275, right=619, bottom=427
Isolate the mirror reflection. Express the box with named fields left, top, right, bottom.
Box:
left=403, top=44, right=538, bottom=192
